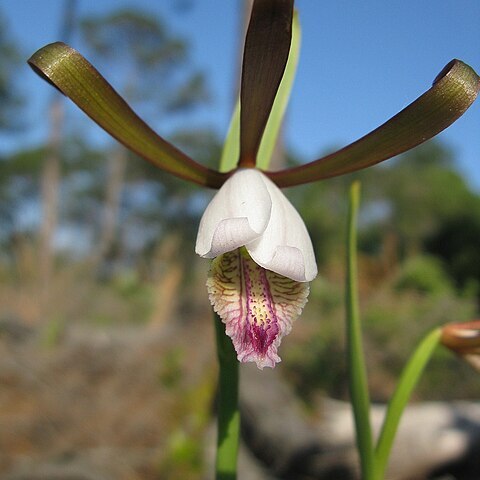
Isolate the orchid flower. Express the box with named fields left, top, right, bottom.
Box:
left=28, top=0, right=480, bottom=369
left=196, top=168, right=316, bottom=368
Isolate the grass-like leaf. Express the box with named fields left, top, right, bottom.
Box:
left=345, top=181, right=376, bottom=480
left=374, top=328, right=442, bottom=478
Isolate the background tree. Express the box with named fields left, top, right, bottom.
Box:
left=0, top=11, right=23, bottom=131
left=353, top=141, right=480, bottom=264
left=0, top=8, right=23, bottom=236
left=38, top=0, right=77, bottom=317
left=79, top=9, right=211, bottom=268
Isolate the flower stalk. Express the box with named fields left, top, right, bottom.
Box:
left=214, top=313, right=240, bottom=480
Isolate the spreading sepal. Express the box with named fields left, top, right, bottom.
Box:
left=28, top=42, right=226, bottom=188
left=268, top=59, right=480, bottom=187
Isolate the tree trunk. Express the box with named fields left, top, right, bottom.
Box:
left=38, top=0, right=76, bottom=318
left=38, top=92, right=63, bottom=315
left=149, top=234, right=184, bottom=330
left=90, top=145, right=128, bottom=267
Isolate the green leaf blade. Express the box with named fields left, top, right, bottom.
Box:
left=345, top=181, right=376, bottom=480
left=374, top=328, right=442, bottom=479
left=219, top=100, right=240, bottom=173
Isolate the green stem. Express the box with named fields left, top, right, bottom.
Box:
left=374, top=327, right=441, bottom=478
left=346, top=181, right=376, bottom=480
left=214, top=313, right=240, bottom=480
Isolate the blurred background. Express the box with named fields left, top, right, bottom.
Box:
left=0, top=1, right=479, bottom=479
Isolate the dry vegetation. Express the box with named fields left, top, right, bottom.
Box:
left=1, top=233, right=479, bottom=478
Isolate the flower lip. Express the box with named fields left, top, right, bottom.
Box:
left=195, top=168, right=317, bottom=283
left=208, top=249, right=309, bottom=369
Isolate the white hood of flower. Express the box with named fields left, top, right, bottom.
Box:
left=195, top=169, right=317, bottom=282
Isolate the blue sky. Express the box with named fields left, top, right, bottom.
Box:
left=3, top=1, right=480, bottom=188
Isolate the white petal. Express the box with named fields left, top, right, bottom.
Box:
left=195, top=169, right=272, bottom=258
left=246, top=174, right=317, bottom=282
